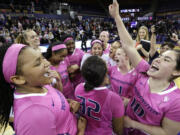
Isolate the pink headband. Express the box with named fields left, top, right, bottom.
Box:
left=64, top=37, right=73, bottom=43
left=3, top=44, right=26, bottom=83
left=91, top=40, right=103, bottom=47
left=52, top=44, right=66, bottom=51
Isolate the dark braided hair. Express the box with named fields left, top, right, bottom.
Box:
left=61, top=34, right=74, bottom=43
left=43, top=41, right=65, bottom=60
left=81, top=56, right=107, bottom=91
left=0, top=43, right=15, bottom=130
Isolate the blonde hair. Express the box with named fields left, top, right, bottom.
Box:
left=15, top=29, right=33, bottom=45
left=100, top=31, right=109, bottom=38
left=136, top=26, right=149, bottom=42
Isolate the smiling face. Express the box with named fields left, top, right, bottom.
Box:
left=138, top=28, right=147, bottom=40
left=109, top=41, right=121, bottom=59
left=25, top=30, right=40, bottom=49
left=51, top=48, right=68, bottom=64
left=65, top=39, right=75, bottom=54
left=17, top=47, right=51, bottom=87
left=160, top=45, right=172, bottom=54
left=99, top=32, right=109, bottom=44
left=147, top=50, right=178, bottom=81
left=91, top=43, right=103, bottom=56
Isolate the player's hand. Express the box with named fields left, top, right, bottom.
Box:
left=109, top=0, right=119, bottom=18
left=121, top=97, right=130, bottom=107
left=68, top=64, right=79, bottom=74
left=67, top=99, right=80, bottom=114
left=124, top=116, right=135, bottom=128
left=151, top=25, right=156, bottom=34
left=171, top=33, right=179, bottom=42
left=136, top=44, right=143, bottom=50
left=48, top=70, right=63, bottom=92
left=77, top=116, right=87, bottom=135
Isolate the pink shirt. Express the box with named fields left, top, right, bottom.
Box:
left=75, top=83, right=124, bottom=135
left=13, top=85, right=77, bottom=135
left=66, top=48, right=84, bottom=87
left=108, top=60, right=149, bottom=98
left=103, top=43, right=111, bottom=54
left=125, top=60, right=180, bottom=135
left=108, top=66, right=135, bottom=98
left=67, top=48, right=84, bottom=66
left=51, top=60, right=74, bottom=99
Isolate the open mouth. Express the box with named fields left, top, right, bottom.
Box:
left=94, top=53, right=100, bottom=56
left=149, top=65, right=159, bottom=72
left=115, top=59, right=119, bottom=63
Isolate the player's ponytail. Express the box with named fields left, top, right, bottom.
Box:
left=84, top=82, right=95, bottom=91
left=82, top=56, right=107, bottom=92
left=0, top=43, right=15, bottom=130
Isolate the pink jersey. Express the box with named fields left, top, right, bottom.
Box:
left=75, top=83, right=124, bottom=135
left=108, top=66, right=135, bottom=98
left=108, top=60, right=149, bottom=98
left=66, top=48, right=84, bottom=87
left=103, top=43, right=111, bottom=54
left=51, top=60, right=74, bottom=99
left=13, top=85, right=77, bottom=135
left=125, top=60, right=180, bottom=135
left=67, top=48, right=84, bottom=66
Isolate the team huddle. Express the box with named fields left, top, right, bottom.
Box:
left=0, top=0, right=180, bottom=135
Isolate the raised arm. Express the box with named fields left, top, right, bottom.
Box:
left=149, top=25, right=157, bottom=58
left=124, top=116, right=180, bottom=135
left=109, top=0, right=142, bottom=67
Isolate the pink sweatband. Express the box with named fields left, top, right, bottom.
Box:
left=64, top=37, right=73, bottom=43
left=3, top=44, right=26, bottom=83
left=52, top=44, right=66, bottom=51
left=91, top=40, right=103, bottom=47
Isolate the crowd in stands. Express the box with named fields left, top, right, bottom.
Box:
left=0, top=13, right=179, bottom=48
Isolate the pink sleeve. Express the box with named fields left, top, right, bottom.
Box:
left=16, top=105, right=56, bottom=135
left=165, top=98, right=180, bottom=122
left=64, top=57, right=71, bottom=66
left=135, top=59, right=150, bottom=73
left=110, top=92, right=125, bottom=118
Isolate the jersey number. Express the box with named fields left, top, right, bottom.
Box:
left=77, top=95, right=101, bottom=120
left=118, top=86, right=122, bottom=95
left=130, top=98, right=145, bottom=117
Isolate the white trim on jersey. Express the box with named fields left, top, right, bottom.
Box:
left=82, top=83, right=108, bottom=91
left=14, top=92, right=47, bottom=99
left=117, top=66, right=134, bottom=73
left=94, top=86, right=108, bottom=91
left=148, top=79, right=178, bottom=95
left=157, top=86, right=178, bottom=95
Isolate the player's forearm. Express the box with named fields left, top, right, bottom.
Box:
left=132, top=120, right=167, bottom=135
left=149, top=34, right=157, bottom=57
left=77, top=129, right=85, bottom=135
left=114, top=15, right=134, bottom=47
left=114, top=15, right=142, bottom=67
